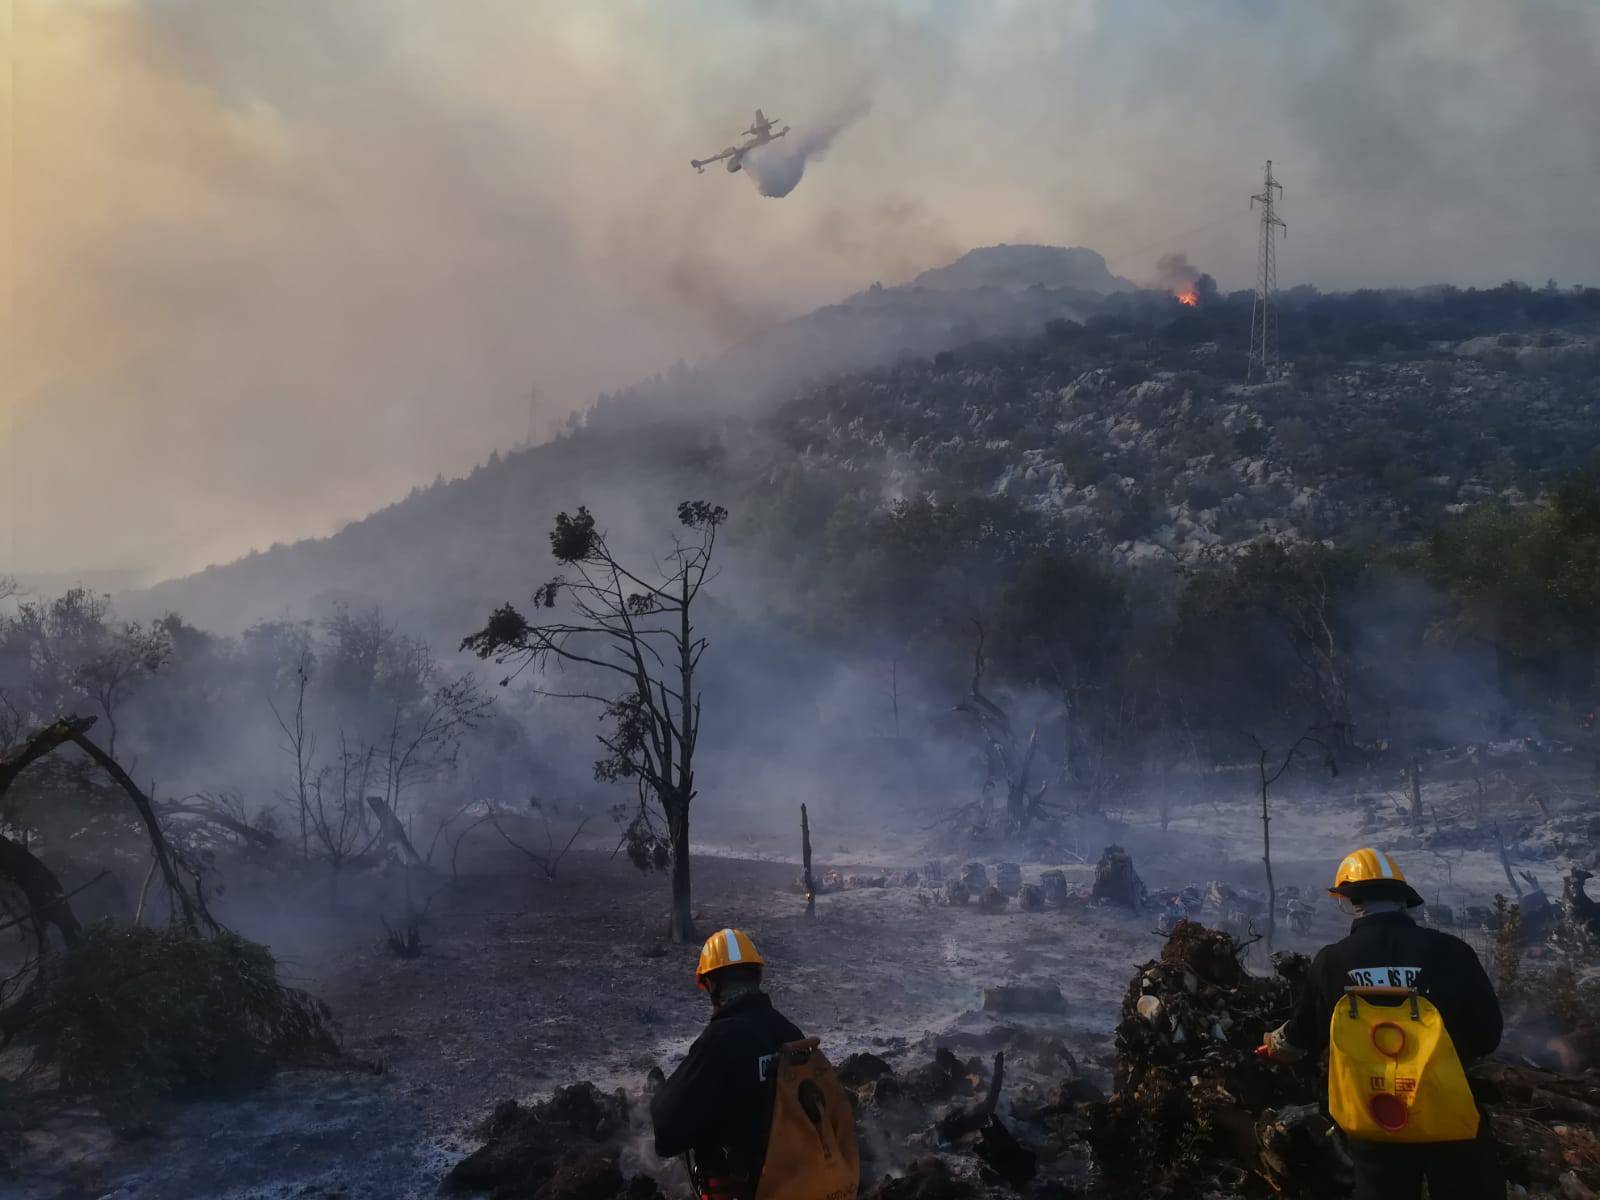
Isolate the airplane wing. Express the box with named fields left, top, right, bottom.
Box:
left=691, top=147, right=734, bottom=172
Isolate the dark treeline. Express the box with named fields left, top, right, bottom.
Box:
left=0, top=594, right=524, bottom=864
left=740, top=477, right=1600, bottom=797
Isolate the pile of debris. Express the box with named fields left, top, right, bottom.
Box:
left=1086, top=920, right=1345, bottom=1198
left=839, top=1028, right=1106, bottom=1196
left=1089, top=922, right=1600, bottom=1199
left=444, top=1083, right=662, bottom=1200
left=803, top=869, right=921, bottom=895
left=1472, top=1062, right=1600, bottom=1196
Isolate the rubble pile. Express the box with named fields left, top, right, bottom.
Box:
left=1085, top=920, right=1344, bottom=1199
left=842, top=1032, right=1102, bottom=1195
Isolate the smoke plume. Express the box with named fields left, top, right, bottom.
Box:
left=15, top=0, right=1600, bottom=580
left=741, top=99, right=871, bottom=199
left=1153, top=252, right=1202, bottom=290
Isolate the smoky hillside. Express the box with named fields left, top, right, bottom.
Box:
left=23, top=259, right=1600, bottom=832
left=10, top=252, right=1600, bottom=1197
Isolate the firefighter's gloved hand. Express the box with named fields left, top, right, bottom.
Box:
left=1256, top=1022, right=1306, bottom=1064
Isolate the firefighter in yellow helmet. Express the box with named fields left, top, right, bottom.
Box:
left=1256, top=849, right=1505, bottom=1200
left=650, top=929, right=804, bottom=1200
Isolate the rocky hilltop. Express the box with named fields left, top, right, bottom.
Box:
left=910, top=243, right=1136, bottom=294
left=773, top=294, right=1600, bottom=565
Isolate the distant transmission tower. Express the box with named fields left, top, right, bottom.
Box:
left=1247, top=159, right=1286, bottom=382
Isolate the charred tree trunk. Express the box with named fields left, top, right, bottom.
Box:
left=1495, top=823, right=1523, bottom=896
left=365, top=795, right=423, bottom=864
left=1259, top=758, right=1277, bottom=952
left=958, top=625, right=1049, bottom=836
left=0, top=722, right=94, bottom=1046
left=0, top=832, right=82, bottom=948
left=801, top=803, right=816, bottom=919
left=666, top=800, right=694, bottom=943
left=0, top=719, right=93, bottom=956
left=1247, top=729, right=1334, bottom=952
left=65, top=725, right=218, bottom=934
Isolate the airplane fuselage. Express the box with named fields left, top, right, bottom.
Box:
left=690, top=116, right=788, bottom=175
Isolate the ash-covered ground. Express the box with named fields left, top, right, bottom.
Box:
left=6, top=758, right=1595, bottom=1199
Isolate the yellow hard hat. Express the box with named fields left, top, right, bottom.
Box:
left=1330, top=847, right=1424, bottom=907
left=696, top=927, right=764, bottom=989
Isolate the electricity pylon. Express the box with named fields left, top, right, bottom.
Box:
left=1248, top=160, right=1286, bottom=382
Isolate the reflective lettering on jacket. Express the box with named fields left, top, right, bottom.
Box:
left=1346, top=965, right=1421, bottom=988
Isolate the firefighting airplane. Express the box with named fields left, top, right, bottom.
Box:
left=690, top=109, right=789, bottom=174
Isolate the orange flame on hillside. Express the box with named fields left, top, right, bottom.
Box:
left=1176, top=289, right=1198, bottom=307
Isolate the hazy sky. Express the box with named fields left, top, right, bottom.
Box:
left=5, top=0, right=1598, bottom=581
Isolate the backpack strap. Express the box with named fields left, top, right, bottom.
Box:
left=779, top=1038, right=820, bottom=1064
left=1343, top=985, right=1421, bottom=1021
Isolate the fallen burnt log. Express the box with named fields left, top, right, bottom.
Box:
left=935, top=1052, right=1005, bottom=1141
left=1470, top=1063, right=1600, bottom=1194
left=160, top=797, right=282, bottom=855
left=972, top=1116, right=1035, bottom=1187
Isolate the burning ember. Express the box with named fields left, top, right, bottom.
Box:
left=1176, top=289, right=1198, bottom=307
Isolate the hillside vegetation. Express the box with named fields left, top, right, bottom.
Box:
left=88, top=265, right=1599, bottom=790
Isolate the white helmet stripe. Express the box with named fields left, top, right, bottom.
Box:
left=1376, top=851, right=1395, bottom=879
left=724, top=928, right=742, bottom=962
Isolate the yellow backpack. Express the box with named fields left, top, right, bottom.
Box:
left=1327, top=987, right=1479, bottom=1143
left=754, top=1039, right=859, bottom=1200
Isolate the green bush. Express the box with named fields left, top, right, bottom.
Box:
left=35, top=922, right=338, bottom=1098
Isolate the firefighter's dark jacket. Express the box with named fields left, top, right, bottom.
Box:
left=1283, top=910, right=1503, bottom=1059
left=651, top=991, right=805, bottom=1164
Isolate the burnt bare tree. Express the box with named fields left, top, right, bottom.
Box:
left=270, top=650, right=319, bottom=857
left=462, top=500, right=726, bottom=942
left=1180, top=543, right=1358, bottom=753
left=484, top=797, right=590, bottom=889
left=269, top=623, right=487, bottom=870
left=956, top=623, right=1050, bottom=835
left=1248, top=727, right=1337, bottom=951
